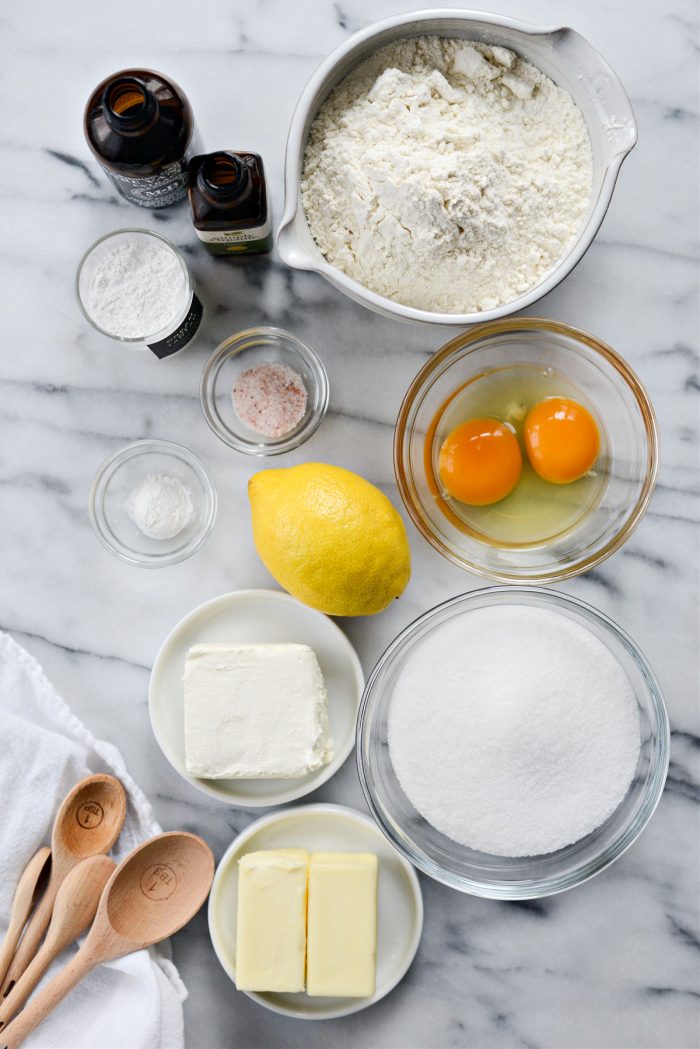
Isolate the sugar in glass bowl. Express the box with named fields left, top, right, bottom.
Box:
left=200, top=327, right=329, bottom=455
left=357, top=587, right=669, bottom=899
left=394, top=318, right=658, bottom=584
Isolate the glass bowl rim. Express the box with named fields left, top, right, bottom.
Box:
left=75, top=227, right=193, bottom=343
left=394, top=317, right=659, bottom=584
left=88, top=438, right=218, bottom=567
left=356, top=585, right=670, bottom=899
left=199, top=325, right=330, bottom=456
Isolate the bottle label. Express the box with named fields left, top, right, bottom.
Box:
left=147, top=293, right=203, bottom=359
left=194, top=214, right=272, bottom=247
left=101, top=129, right=201, bottom=209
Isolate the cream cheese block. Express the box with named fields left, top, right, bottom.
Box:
left=183, top=643, right=333, bottom=779
left=306, top=852, right=378, bottom=997
left=235, top=849, right=309, bottom=992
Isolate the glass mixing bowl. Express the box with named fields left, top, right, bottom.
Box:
left=394, top=319, right=658, bottom=583
left=357, top=587, right=669, bottom=899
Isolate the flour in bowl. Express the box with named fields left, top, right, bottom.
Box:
left=302, top=37, right=593, bottom=314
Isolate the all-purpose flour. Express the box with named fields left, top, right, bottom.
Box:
left=388, top=605, right=641, bottom=857
left=302, top=37, right=593, bottom=313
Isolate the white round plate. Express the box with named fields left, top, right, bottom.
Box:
left=208, top=803, right=423, bottom=1019
left=148, top=590, right=364, bottom=806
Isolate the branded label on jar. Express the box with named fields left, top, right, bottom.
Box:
left=147, top=292, right=203, bottom=358
left=194, top=215, right=272, bottom=255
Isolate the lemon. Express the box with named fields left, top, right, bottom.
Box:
left=248, top=463, right=411, bottom=617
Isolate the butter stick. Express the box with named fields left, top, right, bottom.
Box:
left=306, top=852, right=378, bottom=997
left=235, top=849, right=309, bottom=992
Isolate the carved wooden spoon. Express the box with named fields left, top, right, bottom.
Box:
left=0, top=849, right=51, bottom=988
left=0, top=855, right=115, bottom=1031
left=1, top=774, right=126, bottom=997
left=1, top=832, right=214, bottom=1049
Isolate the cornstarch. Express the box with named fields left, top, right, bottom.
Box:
left=388, top=605, right=641, bottom=857
left=302, top=37, right=593, bottom=313
left=84, top=237, right=187, bottom=338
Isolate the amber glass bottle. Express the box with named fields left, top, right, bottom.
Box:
left=187, top=151, right=272, bottom=256
left=84, top=69, right=197, bottom=208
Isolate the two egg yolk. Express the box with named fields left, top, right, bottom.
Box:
left=438, top=398, right=600, bottom=506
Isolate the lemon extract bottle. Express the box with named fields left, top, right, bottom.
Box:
left=187, top=151, right=272, bottom=256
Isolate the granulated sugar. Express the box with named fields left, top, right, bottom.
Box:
left=388, top=605, right=641, bottom=857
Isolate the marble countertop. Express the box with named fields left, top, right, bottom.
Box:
left=2, top=0, right=698, bottom=1046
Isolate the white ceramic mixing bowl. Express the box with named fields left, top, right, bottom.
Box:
left=278, top=9, right=637, bottom=326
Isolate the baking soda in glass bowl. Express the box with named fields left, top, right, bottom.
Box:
left=76, top=228, right=203, bottom=359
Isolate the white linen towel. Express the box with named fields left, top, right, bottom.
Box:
left=0, top=630, right=187, bottom=1049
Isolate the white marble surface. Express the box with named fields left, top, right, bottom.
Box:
left=2, top=1, right=698, bottom=1046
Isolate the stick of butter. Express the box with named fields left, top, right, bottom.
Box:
left=235, top=849, right=309, bottom=992
left=306, top=852, right=378, bottom=998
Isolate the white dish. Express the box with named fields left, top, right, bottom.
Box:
left=278, top=9, right=637, bottom=327
left=208, top=803, right=423, bottom=1019
left=148, top=590, right=364, bottom=806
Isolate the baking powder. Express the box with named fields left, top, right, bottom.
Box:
left=125, top=474, right=194, bottom=540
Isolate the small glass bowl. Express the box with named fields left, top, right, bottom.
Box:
left=394, top=318, right=659, bottom=583
left=200, top=326, right=329, bottom=455
left=89, top=440, right=217, bottom=567
left=357, top=587, right=669, bottom=899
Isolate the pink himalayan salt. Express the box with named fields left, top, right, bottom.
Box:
left=232, top=362, right=308, bottom=438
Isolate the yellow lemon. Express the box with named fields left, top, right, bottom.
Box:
left=248, top=463, right=411, bottom=617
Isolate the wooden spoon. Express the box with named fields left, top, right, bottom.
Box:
left=0, top=849, right=51, bottom=988
left=0, top=774, right=126, bottom=997
left=0, top=855, right=115, bottom=1031
left=1, top=832, right=214, bottom=1049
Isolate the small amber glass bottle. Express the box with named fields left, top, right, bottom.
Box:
left=187, top=151, right=272, bottom=256
left=84, top=69, right=197, bottom=208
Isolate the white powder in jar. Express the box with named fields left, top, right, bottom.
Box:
left=84, top=236, right=187, bottom=338
left=388, top=605, right=641, bottom=857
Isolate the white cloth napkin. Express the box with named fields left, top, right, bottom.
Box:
left=0, top=630, right=187, bottom=1049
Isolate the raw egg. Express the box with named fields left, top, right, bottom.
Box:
left=524, top=397, right=600, bottom=484
left=439, top=418, right=522, bottom=506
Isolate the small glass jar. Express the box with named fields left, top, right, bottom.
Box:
left=76, top=228, right=204, bottom=359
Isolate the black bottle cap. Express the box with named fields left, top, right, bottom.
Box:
left=103, top=76, right=158, bottom=132
left=197, top=152, right=250, bottom=202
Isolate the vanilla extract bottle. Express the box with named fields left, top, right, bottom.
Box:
left=188, top=151, right=273, bottom=256
left=84, top=69, right=198, bottom=208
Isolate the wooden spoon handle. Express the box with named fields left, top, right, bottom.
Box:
left=0, top=848, right=51, bottom=988
left=0, top=945, right=53, bottom=1032
left=0, top=855, right=115, bottom=1031
left=0, top=949, right=95, bottom=1049
left=0, top=882, right=57, bottom=997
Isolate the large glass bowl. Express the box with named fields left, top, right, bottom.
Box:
left=394, top=319, right=658, bottom=583
left=357, top=587, right=669, bottom=899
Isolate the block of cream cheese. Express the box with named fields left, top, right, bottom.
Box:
left=236, top=849, right=309, bottom=992
left=184, top=643, right=333, bottom=778
left=306, top=852, right=378, bottom=998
